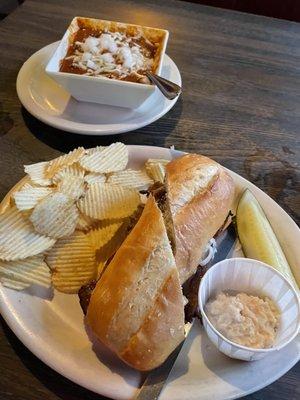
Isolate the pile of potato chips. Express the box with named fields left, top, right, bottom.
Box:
left=0, top=143, right=168, bottom=294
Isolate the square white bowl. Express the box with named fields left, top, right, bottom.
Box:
left=198, top=258, right=300, bottom=361
left=45, top=17, right=169, bottom=109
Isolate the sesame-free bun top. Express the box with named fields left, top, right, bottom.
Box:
left=86, top=196, right=185, bottom=371
left=165, top=154, right=235, bottom=283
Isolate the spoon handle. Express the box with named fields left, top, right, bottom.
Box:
left=145, top=71, right=181, bottom=100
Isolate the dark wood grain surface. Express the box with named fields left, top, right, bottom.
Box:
left=0, top=0, right=299, bottom=399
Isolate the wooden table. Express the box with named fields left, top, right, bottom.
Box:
left=0, top=0, right=299, bottom=399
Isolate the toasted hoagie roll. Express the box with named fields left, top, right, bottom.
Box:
left=165, top=154, right=235, bottom=283
left=86, top=196, right=185, bottom=371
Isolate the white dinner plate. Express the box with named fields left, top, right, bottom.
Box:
left=16, top=42, right=181, bottom=136
left=0, top=145, right=299, bottom=400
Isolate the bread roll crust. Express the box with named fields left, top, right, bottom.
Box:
left=120, top=269, right=185, bottom=370
left=166, top=154, right=235, bottom=283
left=86, top=196, right=185, bottom=370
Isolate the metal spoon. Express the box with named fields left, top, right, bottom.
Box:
left=145, top=71, right=181, bottom=100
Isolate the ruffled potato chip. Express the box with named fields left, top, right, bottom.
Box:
left=57, top=175, right=85, bottom=201
left=84, top=173, right=106, bottom=185
left=13, top=186, right=52, bottom=211
left=107, top=169, right=153, bottom=189
left=85, top=146, right=104, bottom=155
left=0, top=277, right=28, bottom=290
left=24, top=161, right=52, bottom=186
left=30, top=192, right=79, bottom=239
left=146, top=159, right=170, bottom=166
left=0, top=256, right=51, bottom=290
left=76, top=212, right=98, bottom=232
left=46, top=231, right=96, bottom=294
left=0, top=207, right=55, bottom=261
left=77, top=183, right=140, bottom=220
left=79, top=143, right=128, bottom=173
left=145, top=162, right=166, bottom=183
left=45, top=147, right=85, bottom=178
left=86, top=222, right=123, bottom=250
left=52, top=162, right=85, bottom=184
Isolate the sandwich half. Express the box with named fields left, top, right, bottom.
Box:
left=86, top=196, right=185, bottom=371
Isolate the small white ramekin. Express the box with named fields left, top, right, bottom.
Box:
left=198, top=258, right=300, bottom=361
left=45, top=17, right=169, bottom=109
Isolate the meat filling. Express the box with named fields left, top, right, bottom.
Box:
left=182, top=266, right=207, bottom=322
left=78, top=280, right=97, bottom=315
left=147, top=182, right=176, bottom=252
left=147, top=182, right=200, bottom=321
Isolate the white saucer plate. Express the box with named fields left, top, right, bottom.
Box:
left=16, top=42, right=181, bottom=135
left=0, top=146, right=299, bottom=400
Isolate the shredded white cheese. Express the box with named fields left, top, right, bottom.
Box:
left=66, top=30, right=154, bottom=79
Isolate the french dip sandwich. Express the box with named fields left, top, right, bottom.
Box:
left=81, top=154, right=234, bottom=370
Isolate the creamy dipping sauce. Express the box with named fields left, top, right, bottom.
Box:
left=60, top=20, right=160, bottom=84
left=205, top=292, right=280, bottom=349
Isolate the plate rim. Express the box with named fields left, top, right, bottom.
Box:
left=0, top=144, right=299, bottom=400
left=16, top=42, right=181, bottom=136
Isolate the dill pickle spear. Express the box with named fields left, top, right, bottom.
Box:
left=236, top=189, right=299, bottom=290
